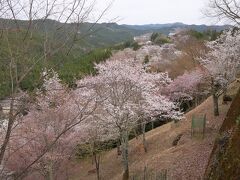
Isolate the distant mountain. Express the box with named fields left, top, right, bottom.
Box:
left=66, top=22, right=230, bottom=48
left=122, top=23, right=230, bottom=34
left=70, top=22, right=230, bottom=48
left=122, top=22, right=186, bottom=30
left=0, top=19, right=230, bottom=49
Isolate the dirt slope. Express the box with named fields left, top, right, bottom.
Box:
left=71, top=81, right=240, bottom=180
left=204, top=83, right=240, bottom=179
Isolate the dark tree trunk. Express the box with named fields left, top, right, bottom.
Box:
left=117, top=139, right=121, bottom=156
left=47, top=161, right=54, bottom=180
left=121, top=130, right=129, bottom=180
left=94, top=153, right=100, bottom=180
left=122, top=168, right=129, bottom=180
left=195, top=95, right=199, bottom=107
left=222, top=88, right=227, bottom=104
left=143, top=166, right=147, bottom=180
left=134, top=129, right=138, bottom=140
left=142, top=122, right=147, bottom=153
left=211, top=78, right=220, bottom=116
left=0, top=98, right=15, bottom=164
left=213, top=94, right=219, bottom=116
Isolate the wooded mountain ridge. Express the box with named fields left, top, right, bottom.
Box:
left=0, top=19, right=230, bottom=49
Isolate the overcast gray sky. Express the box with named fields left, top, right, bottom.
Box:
left=96, top=0, right=215, bottom=25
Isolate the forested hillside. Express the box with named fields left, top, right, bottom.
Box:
left=0, top=19, right=228, bottom=99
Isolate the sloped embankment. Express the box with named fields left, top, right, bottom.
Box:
left=72, top=81, right=240, bottom=180
left=204, top=87, right=240, bottom=179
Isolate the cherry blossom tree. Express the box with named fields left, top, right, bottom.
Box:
left=199, top=29, right=240, bottom=116
left=164, top=68, right=208, bottom=110
left=3, top=70, right=97, bottom=179
left=135, top=44, right=183, bottom=71
left=0, top=0, right=111, bottom=168
left=80, top=58, right=182, bottom=180
left=78, top=115, right=116, bottom=180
